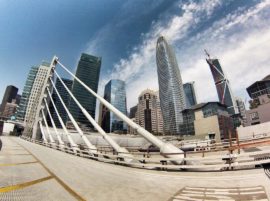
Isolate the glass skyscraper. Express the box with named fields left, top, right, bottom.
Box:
left=69, top=53, right=101, bottom=128
left=16, top=66, right=39, bottom=121
left=206, top=57, right=236, bottom=114
left=101, top=79, right=127, bottom=133
left=48, top=78, right=73, bottom=128
left=183, top=82, right=197, bottom=109
left=156, top=36, right=186, bottom=135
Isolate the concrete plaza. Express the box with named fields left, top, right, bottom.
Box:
left=0, top=136, right=269, bottom=201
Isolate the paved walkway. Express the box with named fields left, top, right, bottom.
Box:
left=0, top=136, right=270, bottom=201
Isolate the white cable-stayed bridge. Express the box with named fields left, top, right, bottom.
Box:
left=1, top=56, right=270, bottom=200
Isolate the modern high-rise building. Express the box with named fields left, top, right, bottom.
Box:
left=49, top=78, right=73, bottom=128
left=205, top=51, right=237, bottom=115
left=24, top=62, right=52, bottom=125
left=17, top=66, right=39, bottom=121
left=183, top=82, right=197, bottom=109
left=101, top=79, right=127, bottom=133
left=156, top=36, right=186, bottom=135
left=0, top=85, right=18, bottom=115
left=69, top=53, right=101, bottom=129
left=136, top=89, right=163, bottom=135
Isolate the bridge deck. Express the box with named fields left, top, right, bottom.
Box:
left=1, top=136, right=270, bottom=201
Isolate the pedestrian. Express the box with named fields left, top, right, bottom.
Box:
left=0, top=138, right=2, bottom=151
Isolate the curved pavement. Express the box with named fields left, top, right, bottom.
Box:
left=0, top=136, right=270, bottom=201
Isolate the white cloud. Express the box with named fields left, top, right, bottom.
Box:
left=99, top=0, right=270, bottom=111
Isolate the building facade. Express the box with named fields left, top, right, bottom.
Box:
left=0, top=85, right=18, bottom=116
left=129, top=105, right=137, bottom=119
left=101, top=79, right=127, bottom=133
left=183, top=82, right=197, bottom=109
left=2, top=99, right=17, bottom=118
left=180, top=102, right=235, bottom=141
left=48, top=78, right=73, bottom=128
left=24, top=62, right=52, bottom=125
left=206, top=55, right=237, bottom=115
left=17, top=66, right=39, bottom=121
left=69, top=53, right=101, bottom=129
left=136, top=89, right=163, bottom=135
left=245, top=75, right=270, bottom=126
left=235, top=97, right=247, bottom=125
left=156, top=36, right=186, bottom=135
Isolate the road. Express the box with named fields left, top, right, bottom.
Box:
left=0, top=136, right=270, bottom=201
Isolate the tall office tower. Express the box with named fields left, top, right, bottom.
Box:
left=0, top=85, right=18, bottom=115
left=101, top=79, right=127, bottom=133
left=136, top=89, right=163, bottom=135
left=24, top=62, right=52, bottom=125
left=69, top=53, right=101, bottom=129
left=17, top=66, right=39, bottom=121
left=205, top=51, right=237, bottom=115
left=49, top=78, right=73, bottom=128
left=183, top=82, right=197, bottom=109
left=156, top=36, right=186, bottom=135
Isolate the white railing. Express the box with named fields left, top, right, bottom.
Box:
left=21, top=136, right=270, bottom=171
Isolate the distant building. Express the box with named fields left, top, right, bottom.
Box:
left=0, top=85, right=18, bottom=115
left=48, top=78, right=73, bottom=128
left=128, top=106, right=138, bottom=134
left=136, top=89, right=163, bottom=135
left=235, top=97, right=247, bottom=125
left=69, top=53, right=101, bottom=129
left=206, top=53, right=237, bottom=115
left=183, top=82, right=197, bottom=108
left=15, top=94, right=21, bottom=105
left=245, top=75, right=270, bottom=126
left=17, top=66, right=39, bottom=121
left=129, top=105, right=137, bottom=119
left=24, top=62, right=51, bottom=126
left=101, top=79, right=127, bottom=133
left=156, top=36, right=186, bottom=135
left=2, top=99, right=17, bottom=118
left=180, top=102, right=235, bottom=141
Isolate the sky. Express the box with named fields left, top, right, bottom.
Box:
left=0, top=0, right=270, bottom=113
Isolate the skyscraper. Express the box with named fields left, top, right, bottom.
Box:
left=69, top=53, right=101, bottom=128
left=183, top=82, right=197, bottom=109
left=205, top=51, right=237, bottom=114
left=156, top=36, right=186, bottom=135
left=0, top=85, right=18, bottom=115
left=49, top=78, right=73, bottom=128
left=17, top=66, right=39, bottom=121
left=24, top=62, right=52, bottom=124
left=101, top=79, right=127, bottom=133
left=136, top=89, right=163, bottom=134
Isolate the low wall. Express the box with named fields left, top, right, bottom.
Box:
left=237, top=121, right=270, bottom=140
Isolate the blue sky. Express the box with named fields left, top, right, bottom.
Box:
left=1, top=0, right=270, bottom=110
